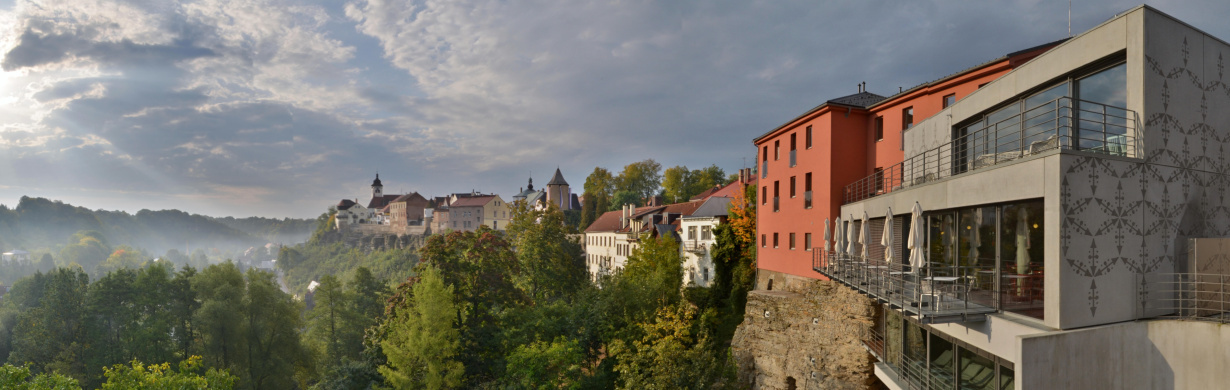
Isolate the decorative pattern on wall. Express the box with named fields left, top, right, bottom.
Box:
left=1061, top=30, right=1230, bottom=323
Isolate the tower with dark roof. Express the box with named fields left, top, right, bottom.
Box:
left=371, top=173, right=383, bottom=201
left=545, top=168, right=572, bottom=210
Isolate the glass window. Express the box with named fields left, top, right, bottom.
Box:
left=806, top=125, right=813, bottom=148
left=905, top=320, right=926, bottom=373
left=959, top=346, right=997, bottom=390
left=929, top=212, right=959, bottom=277
left=1076, top=63, right=1129, bottom=152
left=875, top=117, right=884, bottom=141
left=1000, top=365, right=1015, bottom=390
left=943, top=93, right=956, bottom=108
left=1001, top=201, right=1044, bottom=319
left=804, top=233, right=812, bottom=251
left=903, top=107, right=914, bottom=130
left=929, top=333, right=956, bottom=390
left=961, top=207, right=998, bottom=309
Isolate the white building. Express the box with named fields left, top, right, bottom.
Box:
left=680, top=197, right=733, bottom=287
left=1, top=250, right=29, bottom=263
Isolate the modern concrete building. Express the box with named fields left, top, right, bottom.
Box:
left=811, top=6, right=1230, bottom=389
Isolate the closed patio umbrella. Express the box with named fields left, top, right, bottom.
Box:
left=823, top=218, right=832, bottom=253
left=860, top=211, right=871, bottom=259
left=881, top=208, right=895, bottom=264
left=834, top=216, right=845, bottom=256
left=846, top=214, right=857, bottom=256
left=908, top=202, right=926, bottom=273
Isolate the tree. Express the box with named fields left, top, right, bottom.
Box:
left=660, top=166, right=692, bottom=204
left=241, top=269, right=312, bottom=390
left=191, top=263, right=247, bottom=377
left=503, top=337, right=584, bottom=390
left=615, top=159, right=663, bottom=203
left=306, top=275, right=359, bottom=369
left=379, top=265, right=465, bottom=389
left=7, top=268, right=91, bottom=380
left=688, top=165, right=726, bottom=198
left=505, top=202, right=587, bottom=302
left=610, top=191, right=641, bottom=211
left=0, top=363, right=81, bottom=390
left=609, top=305, right=736, bottom=390
left=582, top=167, right=615, bottom=200
left=100, top=356, right=237, bottom=390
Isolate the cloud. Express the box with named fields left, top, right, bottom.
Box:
left=2, top=0, right=1230, bottom=218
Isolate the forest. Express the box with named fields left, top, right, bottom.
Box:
left=0, top=181, right=759, bottom=389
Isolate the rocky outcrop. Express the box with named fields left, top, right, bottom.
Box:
left=731, top=274, right=879, bottom=390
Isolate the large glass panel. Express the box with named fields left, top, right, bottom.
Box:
left=961, top=207, right=998, bottom=308
left=1077, top=63, right=1128, bottom=151
left=988, top=104, right=1022, bottom=156
left=958, top=347, right=997, bottom=390
left=999, top=365, right=1015, bottom=390
left=1022, top=83, right=1070, bottom=152
left=929, top=333, right=956, bottom=390
left=1000, top=201, right=1045, bottom=319
left=929, top=212, right=959, bottom=277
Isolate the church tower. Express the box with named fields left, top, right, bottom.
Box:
left=545, top=168, right=570, bottom=210
left=371, top=173, right=384, bottom=200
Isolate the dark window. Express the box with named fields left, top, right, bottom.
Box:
left=761, top=234, right=766, bottom=248
left=773, top=233, right=779, bottom=248
left=806, top=125, right=813, bottom=148
left=804, top=173, right=812, bottom=191
left=789, top=176, right=796, bottom=198
left=762, top=186, right=767, bottom=204
left=789, top=233, right=795, bottom=250
left=774, top=140, right=780, bottom=160
left=763, top=146, right=768, bottom=161
left=902, top=107, right=913, bottom=130
left=774, top=181, right=779, bottom=198
left=804, top=233, right=812, bottom=251
left=790, top=133, right=796, bottom=151
left=874, top=116, right=884, bottom=141
left=943, top=93, right=956, bottom=108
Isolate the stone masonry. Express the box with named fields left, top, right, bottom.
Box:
left=731, top=271, right=880, bottom=390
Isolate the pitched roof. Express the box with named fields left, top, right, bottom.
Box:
left=367, top=194, right=401, bottom=209
left=710, top=177, right=756, bottom=198
left=547, top=168, right=568, bottom=186
left=392, top=192, right=428, bottom=204
left=689, top=186, right=722, bottom=201
left=825, top=91, right=888, bottom=108
left=661, top=200, right=705, bottom=216
left=336, top=199, right=356, bottom=210
left=690, top=196, right=733, bottom=218
left=449, top=195, right=497, bottom=207
left=585, top=210, right=625, bottom=233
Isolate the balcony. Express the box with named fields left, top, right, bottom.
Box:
left=813, top=251, right=997, bottom=323
left=762, top=161, right=768, bottom=178
left=683, top=241, right=707, bottom=254
left=843, top=97, right=1139, bottom=204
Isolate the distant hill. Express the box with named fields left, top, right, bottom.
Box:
left=0, top=196, right=312, bottom=255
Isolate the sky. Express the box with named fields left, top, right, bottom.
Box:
left=1, top=0, right=1229, bottom=219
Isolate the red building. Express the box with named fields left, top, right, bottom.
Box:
left=752, top=41, right=1062, bottom=282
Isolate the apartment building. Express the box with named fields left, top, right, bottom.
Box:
left=753, top=41, right=1060, bottom=282
left=812, top=6, right=1230, bottom=389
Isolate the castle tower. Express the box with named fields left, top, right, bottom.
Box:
left=371, top=173, right=384, bottom=200
left=545, top=168, right=570, bottom=210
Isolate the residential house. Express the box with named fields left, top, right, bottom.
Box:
left=681, top=196, right=733, bottom=287
left=447, top=194, right=511, bottom=232
left=388, top=192, right=429, bottom=226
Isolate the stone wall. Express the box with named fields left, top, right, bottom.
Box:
left=732, top=270, right=880, bottom=390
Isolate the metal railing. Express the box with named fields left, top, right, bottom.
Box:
left=1140, top=273, right=1230, bottom=323
left=683, top=241, right=707, bottom=253
left=813, top=251, right=996, bottom=323
left=844, top=97, right=1140, bottom=204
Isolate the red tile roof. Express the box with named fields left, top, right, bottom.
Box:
left=710, top=178, right=757, bottom=199
left=367, top=194, right=401, bottom=209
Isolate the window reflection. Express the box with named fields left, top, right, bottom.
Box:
left=1077, top=63, right=1128, bottom=151
left=1001, top=201, right=1045, bottom=319
left=930, top=333, right=956, bottom=389
left=959, top=347, right=998, bottom=390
